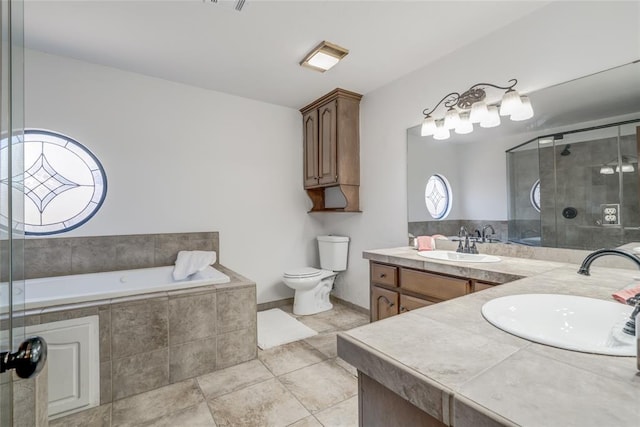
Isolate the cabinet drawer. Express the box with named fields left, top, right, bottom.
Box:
left=399, top=294, right=434, bottom=314
left=370, top=263, right=398, bottom=287
left=400, top=268, right=469, bottom=301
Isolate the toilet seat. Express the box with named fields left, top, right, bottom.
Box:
left=283, top=267, right=321, bottom=279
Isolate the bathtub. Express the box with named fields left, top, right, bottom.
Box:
left=17, top=265, right=230, bottom=311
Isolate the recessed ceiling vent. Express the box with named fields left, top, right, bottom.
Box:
left=205, top=0, right=247, bottom=12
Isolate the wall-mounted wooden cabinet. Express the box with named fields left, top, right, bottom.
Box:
left=369, top=261, right=497, bottom=322
left=300, top=88, right=362, bottom=212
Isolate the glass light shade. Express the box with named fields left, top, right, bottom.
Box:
left=480, top=106, right=501, bottom=128
left=469, top=101, right=488, bottom=124
left=433, top=121, right=450, bottom=140
left=306, top=51, right=340, bottom=70
left=499, top=90, right=523, bottom=116
left=600, top=166, right=614, bottom=175
left=454, top=113, right=473, bottom=134
left=443, top=108, right=460, bottom=130
left=421, top=117, right=437, bottom=136
left=510, top=96, right=534, bottom=121
left=616, top=163, right=634, bottom=173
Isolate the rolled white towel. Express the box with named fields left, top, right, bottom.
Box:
left=173, top=250, right=217, bottom=281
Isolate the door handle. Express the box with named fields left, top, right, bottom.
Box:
left=0, top=336, right=47, bottom=379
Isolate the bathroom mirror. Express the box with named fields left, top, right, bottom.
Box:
left=407, top=61, right=640, bottom=250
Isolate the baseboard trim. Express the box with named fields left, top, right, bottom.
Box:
left=330, top=295, right=370, bottom=316
left=257, top=298, right=294, bottom=312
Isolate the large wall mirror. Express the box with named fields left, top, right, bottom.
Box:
left=407, top=61, right=640, bottom=250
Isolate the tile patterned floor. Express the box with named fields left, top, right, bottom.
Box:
left=50, top=302, right=369, bottom=427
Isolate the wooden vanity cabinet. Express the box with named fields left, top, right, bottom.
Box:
left=369, top=261, right=496, bottom=322
left=300, top=88, right=362, bottom=212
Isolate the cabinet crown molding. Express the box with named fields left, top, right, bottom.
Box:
left=300, top=88, right=363, bottom=113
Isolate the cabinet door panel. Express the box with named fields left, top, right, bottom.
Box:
left=473, top=281, right=494, bottom=292
left=303, top=110, right=319, bottom=188
left=318, top=101, right=338, bottom=185
left=400, top=268, right=470, bottom=301
left=399, top=294, right=434, bottom=314
left=371, top=286, right=398, bottom=321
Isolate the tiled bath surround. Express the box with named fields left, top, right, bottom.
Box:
left=19, top=232, right=257, bottom=409
left=15, top=232, right=220, bottom=280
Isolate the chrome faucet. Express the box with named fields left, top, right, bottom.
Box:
left=457, top=226, right=478, bottom=254
left=481, top=224, right=496, bottom=243
left=622, top=295, right=640, bottom=336
left=577, top=248, right=640, bottom=276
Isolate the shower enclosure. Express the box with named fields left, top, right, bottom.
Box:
left=507, top=120, right=640, bottom=250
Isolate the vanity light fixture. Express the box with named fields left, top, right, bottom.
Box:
left=300, top=41, right=349, bottom=72
left=421, top=79, right=534, bottom=139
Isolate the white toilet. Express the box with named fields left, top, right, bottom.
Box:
left=283, top=235, right=349, bottom=315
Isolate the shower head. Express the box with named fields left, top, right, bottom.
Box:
left=560, top=144, right=571, bottom=156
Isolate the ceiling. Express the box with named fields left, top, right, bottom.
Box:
left=24, top=1, right=550, bottom=109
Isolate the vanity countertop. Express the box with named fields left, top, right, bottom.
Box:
left=339, top=250, right=640, bottom=426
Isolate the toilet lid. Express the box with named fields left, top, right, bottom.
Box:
left=284, top=267, right=321, bottom=278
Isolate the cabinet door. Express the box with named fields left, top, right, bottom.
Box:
left=473, top=281, right=495, bottom=292
left=303, top=110, right=319, bottom=188
left=318, top=100, right=338, bottom=186
left=400, top=268, right=470, bottom=302
left=399, top=294, right=434, bottom=314
left=371, top=286, right=399, bottom=322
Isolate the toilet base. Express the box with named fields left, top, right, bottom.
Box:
left=293, top=277, right=335, bottom=316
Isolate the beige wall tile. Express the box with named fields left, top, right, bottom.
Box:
left=111, top=297, right=168, bottom=359
left=217, top=287, right=256, bottom=334
left=169, top=337, right=216, bottom=383
left=168, top=292, right=216, bottom=346
left=216, top=327, right=257, bottom=369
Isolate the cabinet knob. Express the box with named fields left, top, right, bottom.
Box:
left=377, top=295, right=394, bottom=308
left=400, top=306, right=407, bottom=312
left=379, top=273, right=386, bottom=278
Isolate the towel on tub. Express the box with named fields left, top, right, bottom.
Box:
left=173, top=250, right=217, bottom=281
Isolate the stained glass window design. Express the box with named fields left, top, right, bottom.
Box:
left=0, top=130, right=107, bottom=235
left=530, top=179, right=541, bottom=213
left=424, top=174, right=452, bottom=220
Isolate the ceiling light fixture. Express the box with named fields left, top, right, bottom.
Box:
left=420, top=79, right=534, bottom=139
left=205, top=0, right=247, bottom=12
left=599, top=155, right=637, bottom=175
left=300, top=41, right=349, bottom=73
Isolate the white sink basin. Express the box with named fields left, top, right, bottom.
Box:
left=482, top=294, right=636, bottom=356
left=417, top=250, right=501, bottom=263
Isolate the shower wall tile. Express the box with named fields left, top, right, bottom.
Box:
left=169, top=337, right=217, bottom=383
left=217, top=287, right=256, bottom=334
left=216, top=327, right=257, bottom=369
left=111, top=297, right=168, bottom=359
left=168, top=292, right=217, bottom=346
left=112, top=348, right=169, bottom=400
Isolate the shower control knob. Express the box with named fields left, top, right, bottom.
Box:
left=0, top=336, right=47, bottom=379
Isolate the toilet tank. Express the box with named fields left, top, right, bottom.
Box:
left=317, top=235, right=350, bottom=271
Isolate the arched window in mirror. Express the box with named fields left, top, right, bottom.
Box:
left=0, top=129, right=107, bottom=235
left=530, top=179, right=541, bottom=213
left=424, top=174, right=452, bottom=220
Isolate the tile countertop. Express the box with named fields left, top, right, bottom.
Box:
left=338, top=248, right=640, bottom=427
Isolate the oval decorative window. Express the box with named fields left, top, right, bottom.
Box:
left=530, top=179, right=541, bottom=213
left=1, top=130, right=107, bottom=235
left=424, top=174, right=452, bottom=220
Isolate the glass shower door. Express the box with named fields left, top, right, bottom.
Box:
left=0, top=0, right=25, bottom=424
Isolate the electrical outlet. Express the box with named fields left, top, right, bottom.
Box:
left=601, top=204, right=620, bottom=226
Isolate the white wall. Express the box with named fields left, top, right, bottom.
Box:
left=327, top=1, right=640, bottom=308
left=25, top=49, right=324, bottom=304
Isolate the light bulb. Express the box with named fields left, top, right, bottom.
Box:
left=454, top=113, right=473, bottom=134
left=600, top=166, right=614, bottom=175
left=510, top=96, right=534, bottom=121
left=421, top=117, right=437, bottom=136
left=433, top=120, right=450, bottom=140
left=499, top=90, right=523, bottom=116
left=480, top=106, right=501, bottom=128
left=469, top=101, right=488, bottom=124
left=443, top=108, right=460, bottom=130
left=616, top=163, right=634, bottom=173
